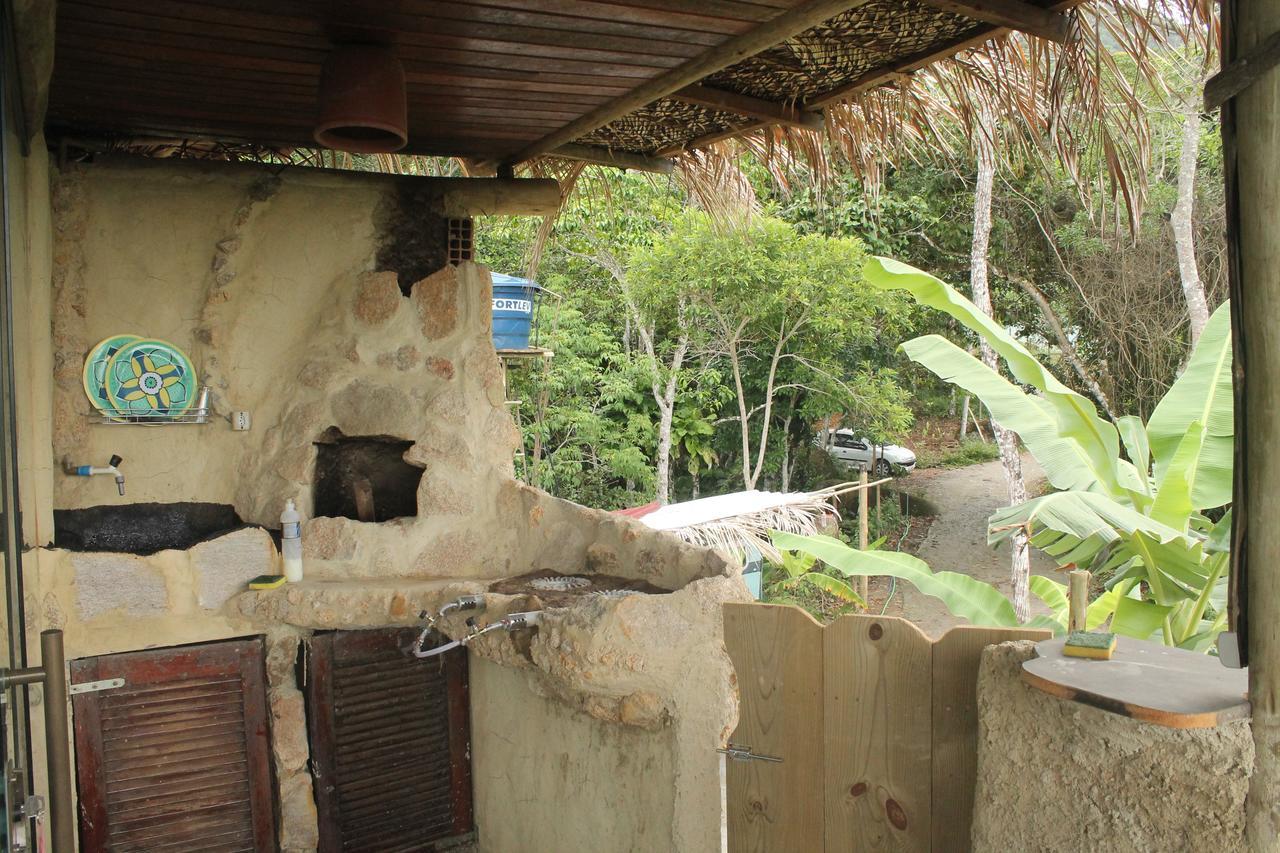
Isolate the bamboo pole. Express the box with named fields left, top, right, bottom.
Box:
left=1227, top=0, right=1280, bottom=844
left=858, top=467, right=869, bottom=606
left=1068, top=570, right=1090, bottom=632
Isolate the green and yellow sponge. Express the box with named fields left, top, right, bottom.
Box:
left=1063, top=630, right=1117, bottom=660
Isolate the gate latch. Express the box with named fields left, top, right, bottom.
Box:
left=69, top=678, right=124, bottom=696
left=716, top=743, right=782, bottom=764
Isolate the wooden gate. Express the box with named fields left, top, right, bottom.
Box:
left=724, top=604, right=1046, bottom=853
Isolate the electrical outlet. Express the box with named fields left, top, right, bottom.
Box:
left=232, top=411, right=252, bottom=431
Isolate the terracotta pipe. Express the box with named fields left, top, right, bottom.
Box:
left=314, top=44, right=408, bottom=153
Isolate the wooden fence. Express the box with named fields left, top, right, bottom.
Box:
left=723, top=603, right=1047, bottom=852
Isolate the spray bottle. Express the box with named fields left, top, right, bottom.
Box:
left=281, top=499, right=303, bottom=582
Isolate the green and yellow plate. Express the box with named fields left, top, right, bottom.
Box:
left=104, top=338, right=198, bottom=418
left=82, top=334, right=141, bottom=415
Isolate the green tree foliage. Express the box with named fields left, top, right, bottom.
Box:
left=477, top=176, right=915, bottom=508
left=631, top=213, right=914, bottom=492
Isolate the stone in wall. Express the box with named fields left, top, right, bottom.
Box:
left=190, top=527, right=277, bottom=610
left=71, top=552, right=168, bottom=620
left=971, top=641, right=1251, bottom=852
left=353, top=270, right=403, bottom=326
left=412, top=266, right=460, bottom=340
left=278, top=771, right=319, bottom=852
left=270, top=689, right=310, bottom=773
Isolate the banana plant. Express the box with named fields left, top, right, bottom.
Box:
left=859, top=257, right=1233, bottom=651
left=768, top=547, right=866, bottom=609
left=773, top=530, right=1064, bottom=633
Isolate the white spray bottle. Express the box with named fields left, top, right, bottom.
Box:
left=281, top=499, right=304, bottom=582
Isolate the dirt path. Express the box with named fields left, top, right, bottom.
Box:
left=890, top=455, right=1058, bottom=638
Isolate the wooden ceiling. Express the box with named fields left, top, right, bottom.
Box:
left=45, top=0, right=1074, bottom=170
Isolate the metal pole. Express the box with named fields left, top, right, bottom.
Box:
left=41, top=630, right=74, bottom=853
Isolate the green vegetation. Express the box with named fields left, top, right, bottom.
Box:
left=764, top=548, right=865, bottom=616
left=916, top=437, right=1001, bottom=470
left=775, top=259, right=1234, bottom=650
left=479, top=176, right=912, bottom=509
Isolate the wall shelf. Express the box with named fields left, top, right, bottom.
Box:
left=85, top=406, right=213, bottom=425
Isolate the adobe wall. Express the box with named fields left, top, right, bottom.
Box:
left=971, top=641, right=1251, bottom=852
left=25, top=155, right=745, bottom=852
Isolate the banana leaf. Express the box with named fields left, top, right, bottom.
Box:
left=1149, top=421, right=1205, bottom=531
left=1029, top=576, right=1068, bottom=622
left=1111, top=596, right=1174, bottom=640
left=899, top=336, right=1120, bottom=495
left=1147, top=301, right=1233, bottom=509
left=865, top=256, right=1123, bottom=496
left=801, top=572, right=865, bottom=607
left=773, top=531, right=1020, bottom=628
left=987, top=491, right=1191, bottom=550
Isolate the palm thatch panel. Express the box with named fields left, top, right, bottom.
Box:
left=578, top=99, right=749, bottom=154
left=703, top=0, right=985, bottom=103
left=577, top=0, right=989, bottom=157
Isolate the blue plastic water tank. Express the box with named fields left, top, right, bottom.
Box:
left=491, top=273, right=541, bottom=351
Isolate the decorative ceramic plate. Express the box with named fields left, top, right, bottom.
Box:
left=82, top=334, right=141, bottom=414
left=104, top=338, right=198, bottom=418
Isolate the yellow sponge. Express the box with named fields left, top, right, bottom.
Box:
left=248, top=574, right=286, bottom=590
left=1063, top=630, right=1117, bottom=660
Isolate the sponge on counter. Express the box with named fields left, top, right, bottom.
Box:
left=248, top=574, right=286, bottom=590
left=1063, top=630, right=1117, bottom=660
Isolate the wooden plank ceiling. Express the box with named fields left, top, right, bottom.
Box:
left=45, top=0, right=1070, bottom=169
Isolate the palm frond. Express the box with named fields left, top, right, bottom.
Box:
left=639, top=482, right=877, bottom=563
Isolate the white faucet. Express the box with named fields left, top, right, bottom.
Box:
left=65, top=455, right=125, bottom=495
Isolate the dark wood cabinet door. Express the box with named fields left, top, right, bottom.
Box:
left=70, top=637, right=276, bottom=852
left=307, top=629, right=472, bottom=853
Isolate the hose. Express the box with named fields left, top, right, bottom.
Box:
left=412, top=631, right=462, bottom=659
left=880, top=495, right=911, bottom=616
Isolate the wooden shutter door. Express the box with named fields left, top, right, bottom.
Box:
left=308, top=628, right=472, bottom=852
left=70, top=638, right=276, bottom=852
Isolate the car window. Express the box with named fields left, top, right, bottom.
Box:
left=834, top=435, right=857, bottom=448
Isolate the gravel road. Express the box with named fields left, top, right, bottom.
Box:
left=893, top=454, right=1058, bottom=638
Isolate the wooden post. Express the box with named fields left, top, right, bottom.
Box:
left=1226, top=0, right=1280, bottom=844
left=858, top=468, right=869, bottom=606
left=351, top=476, right=375, bottom=523
left=529, top=352, right=552, bottom=481
left=1068, top=570, right=1090, bottom=633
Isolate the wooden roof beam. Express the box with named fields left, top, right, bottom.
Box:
left=917, top=0, right=1071, bottom=43
left=550, top=143, right=675, bottom=174
left=657, top=121, right=767, bottom=158
left=502, top=0, right=870, bottom=167
left=671, top=84, right=824, bottom=130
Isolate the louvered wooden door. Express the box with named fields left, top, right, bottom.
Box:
left=307, top=629, right=472, bottom=852
left=70, top=637, right=276, bottom=852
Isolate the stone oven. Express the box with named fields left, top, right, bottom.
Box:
left=24, top=155, right=747, bottom=852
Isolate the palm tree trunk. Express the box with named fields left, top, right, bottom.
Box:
left=970, top=109, right=1031, bottom=622
left=1172, top=106, right=1210, bottom=346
